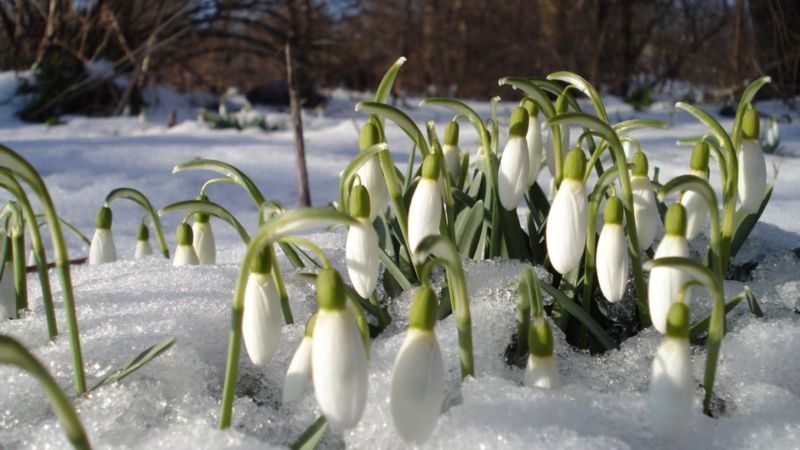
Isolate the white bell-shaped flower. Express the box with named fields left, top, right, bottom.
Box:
left=242, top=249, right=283, bottom=367
left=356, top=122, right=389, bottom=221
left=312, top=269, right=368, bottom=430
left=134, top=223, right=154, bottom=259
left=442, top=121, right=462, bottom=182
left=408, top=154, right=442, bottom=253
left=173, top=223, right=199, bottom=266
left=346, top=185, right=380, bottom=298
left=525, top=317, right=561, bottom=389
left=650, top=302, right=693, bottom=439
left=498, top=107, right=530, bottom=210
left=681, top=143, right=711, bottom=240
left=596, top=196, right=629, bottom=302
left=546, top=148, right=588, bottom=275
left=89, top=206, right=117, bottom=264
left=192, top=196, right=216, bottom=264
left=737, top=109, right=767, bottom=214
left=283, top=314, right=315, bottom=403
left=630, top=151, right=659, bottom=250
left=649, top=204, right=692, bottom=334
left=390, top=286, right=445, bottom=445
left=525, top=104, right=543, bottom=186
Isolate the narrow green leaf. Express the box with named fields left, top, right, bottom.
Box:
left=36, top=214, right=91, bottom=247
left=539, top=283, right=616, bottom=351
left=338, top=143, right=389, bottom=213
left=730, top=183, right=773, bottom=259
left=159, top=199, right=250, bottom=244
left=455, top=200, right=484, bottom=254
left=105, top=187, right=170, bottom=258
left=547, top=71, right=609, bottom=123
left=173, top=159, right=266, bottom=206
left=613, top=118, right=668, bottom=134
left=732, top=76, right=771, bottom=149
left=690, top=296, right=744, bottom=340
left=379, top=247, right=412, bottom=291
left=355, top=102, right=429, bottom=157
left=290, top=416, right=328, bottom=450
left=90, top=337, right=176, bottom=391
left=375, top=57, right=407, bottom=104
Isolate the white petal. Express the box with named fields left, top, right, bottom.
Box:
left=0, top=268, right=15, bottom=319
left=681, top=190, right=708, bottom=240
left=346, top=219, right=380, bottom=298
left=283, top=336, right=313, bottom=403
left=623, top=141, right=635, bottom=161
left=597, top=224, right=629, bottom=302
left=390, top=329, right=445, bottom=445
left=242, top=273, right=283, bottom=367
left=443, top=144, right=461, bottom=181
left=498, top=136, right=530, bottom=210
left=356, top=156, right=389, bottom=221
left=525, top=355, right=561, bottom=389
left=89, top=229, right=117, bottom=265
left=631, top=176, right=659, bottom=250
left=408, top=179, right=442, bottom=253
left=737, top=140, right=767, bottom=214
left=173, top=245, right=199, bottom=266
left=192, top=222, right=216, bottom=265
left=312, top=309, right=368, bottom=430
left=134, top=239, right=153, bottom=259
left=526, top=116, right=543, bottom=185
left=649, top=337, right=693, bottom=438
left=648, top=235, right=691, bottom=334
left=546, top=179, right=587, bottom=274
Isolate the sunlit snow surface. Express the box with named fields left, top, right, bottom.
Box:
left=1, top=78, right=799, bottom=448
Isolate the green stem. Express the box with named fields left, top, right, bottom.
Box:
left=105, top=187, right=169, bottom=258
left=12, top=224, right=26, bottom=312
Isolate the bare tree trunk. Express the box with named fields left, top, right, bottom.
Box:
left=34, top=0, right=60, bottom=66
left=286, top=40, right=312, bottom=207
left=732, top=0, right=744, bottom=82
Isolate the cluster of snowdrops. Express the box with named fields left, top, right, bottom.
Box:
left=0, top=58, right=774, bottom=449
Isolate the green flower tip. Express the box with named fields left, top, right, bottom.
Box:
left=176, top=223, right=193, bottom=246
left=666, top=302, right=690, bottom=338
left=96, top=206, right=112, bottom=229
left=316, top=268, right=346, bottom=310
left=631, top=151, right=649, bottom=177
left=690, top=142, right=710, bottom=172
left=409, top=285, right=439, bottom=331
left=604, top=196, right=624, bottom=225
left=664, top=203, right=687, bottom=236
left=304, top=313, right=318, bottom=337
left=250, top=247, right=273, bottom=274
left=528, top=318, right=554, bottom=357
left=523, top=100, right=539, bottom=119
left=563, top=147, right=586, bottom=181
left=742, top=107, right=760, bottom=140
left=359, top=122, right=381, bottom=150
left=508, top=106, right=529, bottom=137
left=136, top=223, right=150, bottom=241
left=444, top=121, right=459, bottom=146
left=349, top=184, right=371, bottom=219
left=194, top=194, right=210, bottom=223
left=421, top=154, right=440, bottom=180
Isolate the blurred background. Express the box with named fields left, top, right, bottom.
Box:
left=0, top=0, right=798, bottom=121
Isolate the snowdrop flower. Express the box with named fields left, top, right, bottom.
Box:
left=442, top=120, right=462, bottom=182
left=525, top=103, right=543, bottom=186
left=525, top=317, right=561, bottom=389
left=630, top=151, right=659, bottom=250
left=681, top=142, right=710, bottom=240
left=89, top=206, right=117, bottom=264
left=283, top=314, right=316, bottom=403
left=649, top=204, right=691, bottom=334
left=1, top=234, right=15, bottom=319
left=172, top=223, right=199, bottom=266
left=356, top=122, right=389, bottom=221
left=134, top=223, right=154, bottom=259
left=192, top=195, right=216, bottom=265
left=408, top=154, right=442, bottom=253
left=312, top=268, right=368, bottom=430
left=649, top=302, right=693, bottom=439
left=390, top=285, right=444, bottom=445
left=546, top=147, right=588, bottom=274
left=346, top=185, right=380, bottom=298
left=497, top=107, right=530, bottom=210
left=597, top=196, right=628, bottom=302
left=738, top=108, right=767, bottom=214
left=242, top=249, right=282, bottom=367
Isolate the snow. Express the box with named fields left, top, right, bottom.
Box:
left=1, top=74, right=800, bottom=449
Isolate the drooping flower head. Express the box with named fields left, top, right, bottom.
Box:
left=173, top=223, right=199, bottom=266
left=597, top=196, right=629, bottom=302
left=134, top=223, right=153, bottom=259
left=442, top=120, right=462, bottom=183
left=312, top=268, right=368, bottom=430
left=648, top=204, right=691, bottom=334
left=630, top=151, right=659, bottom=250
left=681, top=142, right=710, bottom=240
left=346, top=184, right=380, bottom=298
left=546, top=147, right=587, bottom=274
left=525, top=317, right=561, bottom=389
left=283, top=313, right=317, bottom=403
left=242, top=248, right=282, bottom=367
left=408, top=154, right=442, bottom=253
left=89, top=205, right=117, bottom=265
left=391, top=285, right=445, bottom=445
left=649, top=302, right=693, bottom=439
left=192, top=194, right=216, bottom=265
left=356, top=122, right=389, bottom=221
left=738, top=107, right=767, bottom=214
left=524, top=101, right=543, bottom=186
left=498, top=106, right=530, bottom=210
